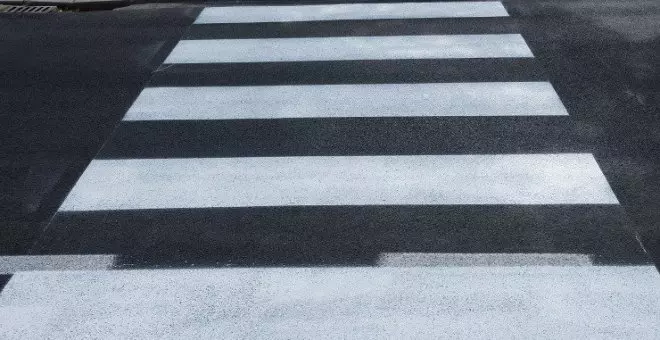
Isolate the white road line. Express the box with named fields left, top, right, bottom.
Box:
left=195, top=2, right=509, bottom=24
left=164, top=35, right=533, bottom=63
left=0, top=255, right=116, bottom=274
left=125, top=82, right=567, bottom=121
left=2, top=267, right=659, bottom=339
left=377, top=253, right=593, bottom=267
left=58, top=154, right=618, bottom=211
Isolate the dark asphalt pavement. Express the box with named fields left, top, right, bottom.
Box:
left=0, top=7, right=198, bottom=254
left=508, top=0, right=660, bottom=266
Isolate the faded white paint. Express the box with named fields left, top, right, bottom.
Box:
left=0, top=255, right=116, bottom=274
left=377, top=253, right=594, bottom=267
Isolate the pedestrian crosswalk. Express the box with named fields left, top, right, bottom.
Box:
left=1, top=1, right=658, bottom=338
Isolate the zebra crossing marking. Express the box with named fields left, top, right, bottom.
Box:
left=195, top=2, right=509, bottom=24
left=59, top=154, right=618, bottom=211
left=125, top=82, right=568, bottom=120
left=2, top=266, right=659, bottom=339
left=164, top=34, right=534, bottom=63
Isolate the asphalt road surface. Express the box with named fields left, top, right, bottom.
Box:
left=1, top=1, right=659, bottom=338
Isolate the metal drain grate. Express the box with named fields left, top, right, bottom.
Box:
left=1, top=5, right=59, bottom=13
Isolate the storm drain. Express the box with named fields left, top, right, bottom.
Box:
left=0, top=5, right=59, bottom=13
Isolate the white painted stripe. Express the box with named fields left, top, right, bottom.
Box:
left=2, top=267, right=659, bottom=339
left=59, top=154, right=618, bottom=211
left=0, top=255, right=116, bottom=274
left=195, top=2, right=509, bottom=23
left=164, top=35, right=533, bottom=63
left=125, top=82, right=567, bottom=121
left=377, top=253, right=593, bottom=267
